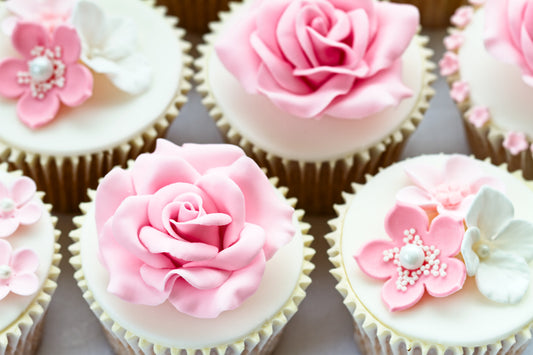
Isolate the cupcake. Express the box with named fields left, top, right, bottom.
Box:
left=196, top=0, right=435, bottom=214
left=155, top=0, right=236, bottom=33
left=327, top=154, right=533, bottom=354
left=440, top=0, right=533, bottom=179
left=0, top=0, right=192, bottom=211
left=390, top=0, right=465, bottom=28
left=0, top=163, right=60, bottom=355
left=69, top=139, right=314, bottom=354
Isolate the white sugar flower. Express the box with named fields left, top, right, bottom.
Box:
left=72, top=0, right=152, bottom=95
left=462, top=186, right=533, bottom=304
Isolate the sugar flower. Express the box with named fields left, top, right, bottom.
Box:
left=72, top=1, right=152, bottom=95
left=0, top=176, right=41, bottom=238
left=95, top=140, right=295, bottom=318
left=0, top=22, right=93, bottom=128
left=0, top=239, right=39, bottom=300
left=462, top=186, right=533, bottom=304
left=216, top=0, right=418, bottom=119
left=355, top=203, right=466, bottom=312
left=396, top=155, right=504, bottom=220
left=2, top=0, right=74, bottom=35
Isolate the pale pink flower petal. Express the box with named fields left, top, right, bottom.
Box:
left=9, top=273, right=39, bottom=296
left=0, top=240, right=12, bottom=263
left=381, top=276, right=425, bottom=312
left=451, top=6, right=474, bottom=28
left=15, top=202, right=41, bottom=225
left=0, top=58, right=27, bottom=98
left=466, top=106, right=490, bottom=128
left=355, top=240, right=398, bottom=279
left=11, top=22, right=49, bottom=59
left=424, top=258, right=466, bottom=297
left=439, top=52, right=459, bottom=76
left=10, top=176, right=36, bottom=206
left=444, top=32, right=465, bottom=51
left=450, top=80, right=470, bottom=103
left=503, top=131, right=529, bottom=155
left=17, top=91, right=60, bottom=128
left=52, top=25, right=81, bottom=65
left=11, top=249, right=38, bottom=274
left=57, top=64, right=93, bottom=106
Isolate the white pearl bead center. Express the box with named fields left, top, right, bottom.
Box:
left=0, top=265, right=11, bottom=280
left=399, top=244, right=425, bottom=270
left=0, top=198, right=15, bottom=213
left=28, top=56, right=54, bottom=83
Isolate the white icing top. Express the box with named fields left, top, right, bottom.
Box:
left=459, top=8, right=533, bottom=136
left=0, top=0, right=183, bottom=157
left=205, top=1, right=425, bottom=163
left=0, top=170, right=55, bottom=332
left=79, top=197, right=304, bottom=348
left=341, top=155, right=533, bottom=346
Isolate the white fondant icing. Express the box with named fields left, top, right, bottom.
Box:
left=206, top=1, right=425, bottom=162
left=341, top=155, right=533, bottom=347
left=459, top=8, right=533, bottom=137
left=80, top=196, right=304, bottom=348
left=0, top=0, right=183, bottom=156
left=0, top=171, right=55, bottom=332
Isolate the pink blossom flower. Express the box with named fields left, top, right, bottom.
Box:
left=503, top=131, right=529, bottom=155
left=0, top=176, right=41, bottom=238
left=444, top=32, right=465, bottom=51
left=451, top=6, right=474, bottom=28
left=396, top=155, right=505, bottom=220
left=0, top=239, right=39, bottom=300
left=439, top=52, right=460, bottom=76
left=2, top=0, right=74, bottom=35
left=95, top=139, right=295, bottom=318
left=484, top=0, right=533, bottom=87
left=466, top=105, right=490, bottom=128
left=215, top=0, right=419, bottom=119
left=0, top=22, right=93, bottom=128
left=450, top=80, right=469, bottom=103
left=355, top=203, right=466, bottom=312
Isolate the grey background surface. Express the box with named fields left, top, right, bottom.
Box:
left=36, top=30, right=533, bottom=354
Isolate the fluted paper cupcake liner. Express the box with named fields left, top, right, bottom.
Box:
left=325, top=164, right=533, bottom=355
left=390, top=0, right=465, bottom=28
left=69, top=179, right=315, bottom=355
left=0, top=164, right=61, bottom=355
left=196, top=5, right=436, bottom=214
left=0, top=0, right=193, bottom=213
left=155, top=0, right=239, bottom=33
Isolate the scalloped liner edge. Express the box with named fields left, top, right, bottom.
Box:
left=68, top=178, right=315, bottom=355
left=194, top=1, right=437, bottom=214
left=442, top=2, right=533, bottom=181
left=0, top=0, right=194, bottom=212
left=325, top=156, right=533, bottom=355
left=0, top=163, right=62, bottom=355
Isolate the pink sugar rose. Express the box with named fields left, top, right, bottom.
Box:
left=0, top=239, right=39, bottom=300
left=3, top=0, right=74, bottom=35
left=0, top=176, right=41, bottom=238
left=0, top=22, right=93, bottom=128
left=95, top=139, right=296, bottom=318
left=396, top=155, right=504, bottom=220
left=215, top=0, right=419, bottom=119
left=484, top=0, right=533, bottom=87
left=355, top=203, right=466, bottom=312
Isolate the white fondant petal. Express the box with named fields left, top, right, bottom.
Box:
left=106, top=54, right=152, bottom=95
left=492, top=219, right=533, bottom=262
left=101, top=16, right=137, bottom=60
left=465, top=186, right=514, bottom=240
left=82, top=56, right=119, bottom=74
left=476, top=250, right=530, bottom=304
left=461, top=226, right=481, bottom=277
left=72, top=1, right=107, bottom=49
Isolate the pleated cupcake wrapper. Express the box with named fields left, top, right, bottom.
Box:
left=0, top=164, right=62, bottom=355
left=443, top=4, right=533, bottom=181
left=389, top=0, right=465, bottom=28
left=155, top=0, right=239, bottom=33
left=69, top=178, right=315, bottom=355
left=325, top=162, right=533, bottom=355
left=0, top=0, right=193, bottom=213
left=195, top=2, right=436, bottom=214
